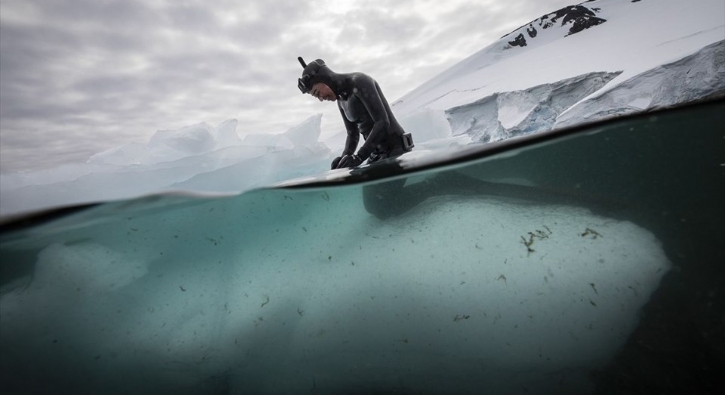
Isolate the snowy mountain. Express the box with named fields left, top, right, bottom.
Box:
left=1, top=0, right=723, bottom=218
left=393, top=0, right=724, bottom=142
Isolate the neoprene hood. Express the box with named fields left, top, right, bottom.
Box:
left=298, top=57, right=342, bottom=95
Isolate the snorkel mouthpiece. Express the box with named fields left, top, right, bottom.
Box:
left=297, top=56, right=310, bottom=93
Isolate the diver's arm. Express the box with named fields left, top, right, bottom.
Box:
left=339, top=105, right=360, bottom=156
left=355, top=78, right=390, bottom=160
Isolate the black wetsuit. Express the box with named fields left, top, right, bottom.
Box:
left=299, top=59, right=411, bottom=162
left=336, top=73, right=408, bottom=162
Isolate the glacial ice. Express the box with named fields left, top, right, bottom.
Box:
left=0, top=115, right=332, bottom=217
left=445, top=71, right=621, bottom=142
left=555, top=40, right=725, bottom=127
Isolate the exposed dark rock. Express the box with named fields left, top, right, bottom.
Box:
left=545, top=5, right=607, bottom=36
left=567, top=13, right=606, bottom=35
left=508, top=33, right=527, bottom=47
left=502, top=4, right=607, bottom=40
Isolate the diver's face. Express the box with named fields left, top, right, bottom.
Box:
left=310, top=83, right=337, bottom=102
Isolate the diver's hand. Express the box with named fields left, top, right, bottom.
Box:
left=331, top=156, right=342, bottom=170
left=337, top=154, right=363, bottom=169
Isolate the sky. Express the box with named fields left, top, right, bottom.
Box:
left=0, top=0, right=575, bottom=173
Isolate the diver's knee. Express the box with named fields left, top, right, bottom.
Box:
left=363, top=194, right=392, bottom=220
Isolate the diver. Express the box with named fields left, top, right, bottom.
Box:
left=297, top=57, right=414, bottom=169
left=297, top=57, right=417, bottom=219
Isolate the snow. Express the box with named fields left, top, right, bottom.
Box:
left=394, top=0, right=724, bottom=115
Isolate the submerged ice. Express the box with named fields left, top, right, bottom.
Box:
left=0, top=181, right=670, bottom=394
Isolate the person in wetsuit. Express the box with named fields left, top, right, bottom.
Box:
left=297, top=57, right=414, bottom=169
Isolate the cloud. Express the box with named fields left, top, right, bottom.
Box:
left=0, top=0, right=574, bottom=173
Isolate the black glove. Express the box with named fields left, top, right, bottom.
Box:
left=337, top=154, right=363, bottom=169
left=331, top=156, right=342, bottom=170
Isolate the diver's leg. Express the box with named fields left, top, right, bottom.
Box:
left=363, top=146, right=432, bottom=220
left=362, top=179, right=407, bottom=220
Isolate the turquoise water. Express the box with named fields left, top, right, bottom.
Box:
left=1, top=101, right=723, bottom=394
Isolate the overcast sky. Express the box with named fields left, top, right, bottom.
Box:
left=0, top=0, right=574, bottom=173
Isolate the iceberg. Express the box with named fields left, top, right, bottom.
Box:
left=1, top=100, right=723, bottom=394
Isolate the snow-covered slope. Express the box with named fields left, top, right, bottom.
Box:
left=394, top=0, right=725, bottom=141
